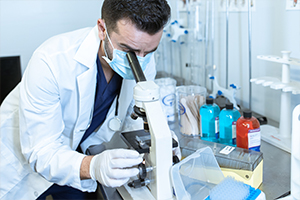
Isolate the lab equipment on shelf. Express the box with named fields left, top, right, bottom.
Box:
left=154, top=0, right=214, bottom=87
left=250, top=51, right=300, bottom=153
left=219, top=103, right=241, bottom=146
left=209, top=75, right=240, bottom=110
left=236, top=110, right=261, bottom=152
left=200, top=98, right=220, bottom=142
left=176, top=85, right=206, bottom=136
left=169, top=20, right=188, bottom=43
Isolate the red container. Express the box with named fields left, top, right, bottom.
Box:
left=236, top=110, right=261, bottom=152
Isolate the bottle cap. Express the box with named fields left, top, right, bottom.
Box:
left=243, top=110, right=252, bottom=118
left=225, top=103, right=233, bottom=110
left=206, top=98, right=213, bottom=105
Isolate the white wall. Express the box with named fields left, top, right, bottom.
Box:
left=0, top=0, right=103, bottom=74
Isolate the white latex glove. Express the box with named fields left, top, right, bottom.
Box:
left=89, top=149, right=143, bottom=187
left=171, top=130, right=182, bottom=160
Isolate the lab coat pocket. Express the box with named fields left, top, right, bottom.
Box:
left=0, top=141, right=28, bottom=198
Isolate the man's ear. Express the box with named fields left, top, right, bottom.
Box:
left=97, top=18, right=106, bottom=40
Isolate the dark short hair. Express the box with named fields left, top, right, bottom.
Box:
left=101, top=0, right=171, bottom=35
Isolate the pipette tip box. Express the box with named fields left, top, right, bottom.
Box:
left=206, top=177, right=265, bottom=200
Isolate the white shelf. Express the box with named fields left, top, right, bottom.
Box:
left=252, top=51, right=299, bottom=153
left=257, top=55, right=300, bottom=66
left=250, top=76, right=300, bottom=95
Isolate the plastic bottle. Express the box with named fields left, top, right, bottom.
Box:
left=219, top=103, right=241, bottom=146
left=236, top=110, right=261, bottom=152
left=200, top=98, right=220, bottom=142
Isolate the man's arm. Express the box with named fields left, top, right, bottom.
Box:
left=80, top=156, right=93, bottom=180
left=19, top=51, right=97, bottom=192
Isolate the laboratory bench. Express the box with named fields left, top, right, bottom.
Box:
left=98, top=122, right=291, bottom=200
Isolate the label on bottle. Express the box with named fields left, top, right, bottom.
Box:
left=248, top=128, right=261, bottom=150
left=215, top=117, right=219, bottom=139
left=200, top=115, right=202, bottom=137
left=232, top=121, right=237, bottom=145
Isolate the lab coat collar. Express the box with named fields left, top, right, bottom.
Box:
left=74, top=25, right=100, bottom=68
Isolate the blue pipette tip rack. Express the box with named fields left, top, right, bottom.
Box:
left=205, top=177, right=262, bottom=200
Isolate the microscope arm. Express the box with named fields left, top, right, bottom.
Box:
left=126, top=52, right=174, bottom=199
left=143, top=99, right=173, bottom=199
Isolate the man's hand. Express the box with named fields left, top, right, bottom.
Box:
left=89, top=149, right=142, bottom=187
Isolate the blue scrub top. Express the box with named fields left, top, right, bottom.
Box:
left=79, top=55, right=122, bottom=145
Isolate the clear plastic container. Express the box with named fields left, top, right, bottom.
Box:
left=171, top=147, right=224, bottom=200
left=154, top=77, right=177, bottom=122
left=180, top=137, right=263, bottom=172
left=176, top=85, right=207, bottom=137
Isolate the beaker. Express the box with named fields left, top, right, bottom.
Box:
left=154, top=77, right=177, bottom=122
left=176, top=85, right=207, bottom=136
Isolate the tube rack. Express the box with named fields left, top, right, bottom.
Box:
left=250, top=51, right=300, bottom=153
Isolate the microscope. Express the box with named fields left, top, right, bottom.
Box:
left=119, top=52, right=177, bottom=199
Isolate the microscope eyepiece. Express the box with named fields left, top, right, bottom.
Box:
left=126, top=52, right=146, bottom=83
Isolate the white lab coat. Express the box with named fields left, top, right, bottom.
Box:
left=0, top=25, right=156, bottom=200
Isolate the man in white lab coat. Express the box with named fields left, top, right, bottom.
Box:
left=0, top=0, right=172, bottom=199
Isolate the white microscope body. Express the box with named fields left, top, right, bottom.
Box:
left=132, top=81, right=174, bottom=200
left=123, top=51, right=174, bottom=199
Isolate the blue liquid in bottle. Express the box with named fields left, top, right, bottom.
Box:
left=219, top=103, right=241, bottom=146
left=200, top=98, right=220, bottom=142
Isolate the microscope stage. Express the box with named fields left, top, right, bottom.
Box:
left=121, top=129, right=178, bottom=153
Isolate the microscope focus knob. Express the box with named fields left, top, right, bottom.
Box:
left=138, top=163, right=147, bottom=180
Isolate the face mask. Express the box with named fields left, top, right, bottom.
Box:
left=102, top=25, right=153, bottom=80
